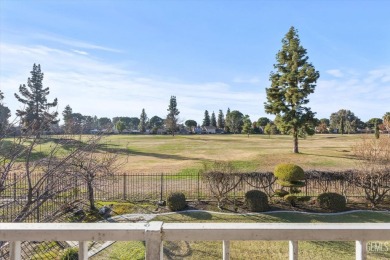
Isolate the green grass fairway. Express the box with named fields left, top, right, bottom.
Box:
left=96, top=133, right=364, bottom=174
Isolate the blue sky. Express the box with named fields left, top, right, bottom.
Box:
left=1, top=0, right=389, bottom=124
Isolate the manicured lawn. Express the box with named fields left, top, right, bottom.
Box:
left=92, top=211, right=390, bottom=260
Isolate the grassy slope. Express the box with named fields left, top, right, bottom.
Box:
left=92, top=211, right=390, bottom=260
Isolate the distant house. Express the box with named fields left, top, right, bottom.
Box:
left=203, top=126, right=216, bottom=134
left=194, top=127, right=203, bottom=134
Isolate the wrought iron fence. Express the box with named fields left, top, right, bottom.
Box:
left=1, top=171, right=387, bottom=222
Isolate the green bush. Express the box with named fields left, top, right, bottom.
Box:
left=60, top=248, right=78, bottom=260
left=284, top=194, right=297, bottom=206
left=274, top=163, right=305, bottom=182
left=245, top=190, right=269, bottom=212
left=317, top=192, right=346, bottom=211
left=297, top=196, right=311, bottom=202
left=167, top=192, right=187, bottom=211
left=274, top=189, right=289, bottom=197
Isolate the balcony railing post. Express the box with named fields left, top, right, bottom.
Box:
left=355, top=240, right=367, bottom=260
left=145, top=221, right=163, bottom=260
left=289, top=240, right=298, bottom=260
left=79, top=241, right=88, bottom=260
left=10, top=241, right=21, bottom=260
left=223, top=240, right=230, bottom=260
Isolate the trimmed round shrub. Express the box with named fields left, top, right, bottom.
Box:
left=167, top=192, right=187, bottom=211
left=245, top=190, right=269, bottom=212
left=274, top=163, right=305, bottom=182
left=317, top=192, right=346, bottom=211
left=284, top=194, right=297, bottom=206
left=274, top=189, right=289, bottom=197
left=61, top=248, right=78, bottom=260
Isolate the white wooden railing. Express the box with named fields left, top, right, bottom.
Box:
left=1, top=222, right=390, bottom=260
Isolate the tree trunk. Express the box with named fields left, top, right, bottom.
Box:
left=293, top=129, right=299, bottom=153
left=87, top=181, right=95, bottom=211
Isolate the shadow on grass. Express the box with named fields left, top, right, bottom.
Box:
left=178, top=211, right=213, bottom=220
left=97, top=144, right=209, bottom=162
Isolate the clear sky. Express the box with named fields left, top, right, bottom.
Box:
left=1, top=0, right=389, bottom=124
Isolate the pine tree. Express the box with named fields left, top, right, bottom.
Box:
left=211, top=111, right=217, bottom=127
left=225, top=108, right=231, bottom=133
left=138, top=108, right=148, bottom=133
left=264, top=27, right=319, bottom=153
left=217, top=109, right=224, bottom=129
left=166, top=96, right=180, bottom=136
left=62, top=105, right=73, bottom=134
left=14, top=64, right=58, bottom=134
left=203, top=110, right=211, bottom=126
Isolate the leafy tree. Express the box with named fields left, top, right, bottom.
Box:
left=383, top=112, right=390, bottom=137
left=128, top=117, right=140, bottom=130
left=185, top=120, right=197, bottom=132
left=264, top=27, right=319, bottom=153
left=366, top=118, right=383, bottom=130
left=257, top=117, right=271, bottom=134
left=14, top=64, right=58, bottom=134
left=226, top=110, right=244, bottom=134
left=242, top=115, right=252, bottom=137
left=202, top=110, right=211, bottom=126
left=316, top=118, right=330, bottom=134
left=0, top=92, right=11, bottom=134
left=211, top=111, right=217, bottom=127
left=149, top=116, right=164, bottom=130
left=138, top=108, right=148, bottom=133
left=330, top=109, right=362, bottom=134
left=98, top=117, right=112, bottom=130
left=264, top=122, right=278, bottom=137
left=166, top=96, right=180, bottom=136
left=116, top=120, right=126, bottom=133
left=217, top=110, right=225, bottom=129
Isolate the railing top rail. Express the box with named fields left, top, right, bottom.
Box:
left=1, top=222, right=390, bottom=242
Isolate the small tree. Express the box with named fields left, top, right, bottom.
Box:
left=242, top=115, right=252, bottom=137
left=116, top=120, right=125, bottom=133
left=138, top=108, right=148, bottom=133
left=201, top=161, right=242, bottom=209
left=185, top=120, right=197, bottom=132
left=225, top=110, right=244, bottom=134
left=352, top=137, right=390, bottom=207
left=166, top=96, right=180, bottom=136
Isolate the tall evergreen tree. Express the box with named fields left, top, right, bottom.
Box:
left=211, top=111, right=217, bottom=127
left=203, top=110, right=211, bottom=126
left=62, top=105, right=73, bottom=134
left=138, top=108, right=148, bottom=133
left=217, top=109, right=225, bottom=129
left=264, top=27, right=319, bottom=153
left=225, top=108, right=231, bottom=133
left=166, top=96, right=180, bottom=136
left=14, top=64, right=58, bottom=133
